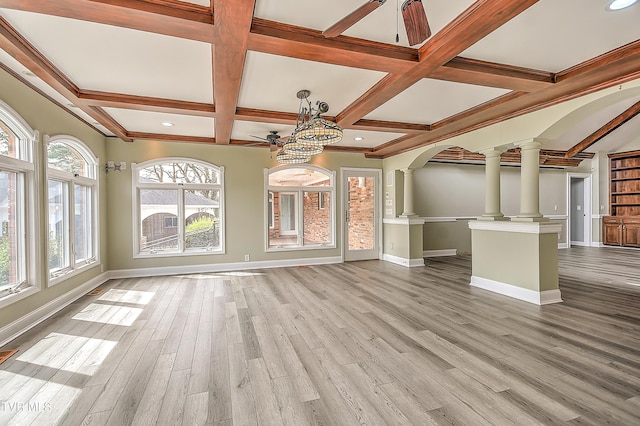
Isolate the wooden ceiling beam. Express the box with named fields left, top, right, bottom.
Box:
left=336, top=0, right=540, bottom=127
left=0, top=0, right=213, bottom=43
left=78, top=90, right=215, bottom=117
left=431, top=147, right=584, bottom=167
left=349, top=119, right=430, bottom=133
left=211, top=0, right=255, bottom=144
left=431, top=57, right=555, bottom=92
left=565, top=99, right=640, bottom=158
left=248, top=18, right=417, bottom=74
left=127, top=132, right=215, bottom=144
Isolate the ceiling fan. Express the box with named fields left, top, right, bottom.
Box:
left=249, top=130, right=289, bottom=152
left=322, top=0, right=431, bottom=46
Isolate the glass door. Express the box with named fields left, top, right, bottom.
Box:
left=342, top=169, right=380, bottom=261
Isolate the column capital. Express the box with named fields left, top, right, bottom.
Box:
left=401, top=168, right=414, bottom=175
left=479, top=146, right=508, bottom=157
left=515, top=138, right=545, bottom=151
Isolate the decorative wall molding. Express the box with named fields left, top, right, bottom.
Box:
left=0, top=273, right=109, bottom=347
left=420, top=216, right=475, bottom=223
left=383, top=217, right=425, bottom=225
left=470, top=276, right=563, bottom=305
left=423, top=249, right=457, bottom=257
left=469, top=220, right=563, bottom=234
left=109, top=256, right=343, bottom=279
left=383, top=253, right=425, bottom=267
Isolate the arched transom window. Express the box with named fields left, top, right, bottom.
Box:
left=133, top=158, right=224, bottom=256
left=266, top=165, right=335, bottom=250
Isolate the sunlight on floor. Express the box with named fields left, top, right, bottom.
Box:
left=98, top=289, right=155, bottom=305
left=72, top=303, right=143, bottom=326
left=1, top=332, right=117, bottom=424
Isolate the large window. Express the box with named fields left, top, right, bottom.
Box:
left=46, top=136, right=99, bottom=282
left=133, top=158, right=224, bottom=256
left=266, top=165, right=335, bottom=250
left=0, top=100, right=38, bottom=306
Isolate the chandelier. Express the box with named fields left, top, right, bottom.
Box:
left=275, top=90, right=342, bottom=164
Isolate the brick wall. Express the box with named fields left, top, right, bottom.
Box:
left=348, top=177, right=374, bottom=250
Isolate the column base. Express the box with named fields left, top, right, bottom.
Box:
left=478, top=215, right=510, bottom=221
left=512, top=215, right=549, bottom=222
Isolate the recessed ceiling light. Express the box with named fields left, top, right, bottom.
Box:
left=354, top=136, right=364, bottom=141
left=67, top=103, right=79, bottom=109
left=161, top=122, right=174, bottom=127
left=607, top=0, right=637, bottom=10
left=21, top=71, right=36, bottom=78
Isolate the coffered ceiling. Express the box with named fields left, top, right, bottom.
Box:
left=0, top=0, right=639, bottom=164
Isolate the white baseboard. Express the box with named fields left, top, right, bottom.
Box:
left=0, top=272, right=109, bottom=348
left=423, top=249, right=457, bottom=257
left=383, top=253, right=425, bottom=267
left=558, top=243, right=569, bottom=249
left=109, top=256, right=343, bottom=279
left=470, top=275, right=563, bottom=305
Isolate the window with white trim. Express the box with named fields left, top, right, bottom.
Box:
left=133, top=158, right=224, bottom=256
left=266, top=165, right=335, bottom=250
left=46, top=135, right=99, bottom=282
left=0, top=100, right=38, bottom=305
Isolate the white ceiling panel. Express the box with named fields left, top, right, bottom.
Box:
left=238, top=51, right=385, bottom=114
left=179, top=0, right=210, bottom=6
left=461, top=0, right=640, bottom=72
left=0, top=9, right=213, bottom=103
left=104, top=108, right=214, bottom=138
left=365, top=78, right=510, bottom=124
left=254, top=0, right=475, bottom=47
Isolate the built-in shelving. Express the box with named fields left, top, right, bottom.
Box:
left=605, top=150, right=640, bottom=247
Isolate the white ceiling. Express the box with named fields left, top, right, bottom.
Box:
left=0, top=0, right=639, bottom=157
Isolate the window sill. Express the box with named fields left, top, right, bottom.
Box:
left=48, top=260, right=99, bottom=287
left=0, top=285, right=40, bottom=309
left=134, top=249, right=225, bottom=259
left=266, top=243, right=335, bottom=252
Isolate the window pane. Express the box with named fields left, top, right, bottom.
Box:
left=269, top=168, right=330, bottom=187
left=48, top=180, right=70, bottom=273
left=138, top=161, right=220, bottom=184
left=140, top=189, right=178, bottom=253
left=74, top=184, right=93, bottom=262
left=268, top=192, right=298, bottom=248
left=304, top=191, right=331, bottom=245
left=48, top=142, right=88, bottom=176
left=348, top=177, right=375, bottom=251
left=185, top=189, right=220, bottom=250
left=0, top=170, right=25, bottom=287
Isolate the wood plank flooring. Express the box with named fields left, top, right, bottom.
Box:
left=1, top=246, right=639, bottom=425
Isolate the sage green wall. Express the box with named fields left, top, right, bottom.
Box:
left=471, top=230, right=558, bottom=292
left=382, top=222, right=423, bottom=260
left=414, top=163, right=569, bottom=252
left=0, top=68, right=107, bottom=330
left=105, top=138, right=381, bottom=271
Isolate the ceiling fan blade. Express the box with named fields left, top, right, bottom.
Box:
left=402, top=0, right=431, bottom=46
left=323, top=0, right=386, bottom=38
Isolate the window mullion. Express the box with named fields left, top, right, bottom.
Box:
left=179, top=188, right=185, bottom=252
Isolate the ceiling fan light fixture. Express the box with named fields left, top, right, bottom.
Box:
left=295, top=117, right=343, bottom=146
left=275, top=150, right=312, bottom=164
left=282, top=139, right=324, bottom=156
left=607, top=0, right=638, bottom=10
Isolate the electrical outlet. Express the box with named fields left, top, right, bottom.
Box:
left=244, top=254, right=250, bottom=262
left=390, top=242, right=394, bottom=249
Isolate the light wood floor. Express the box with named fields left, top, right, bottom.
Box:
left=1, top=247, right=640, bottom=425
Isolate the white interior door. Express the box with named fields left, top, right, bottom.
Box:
left=343, top=169, right=381, bottom=261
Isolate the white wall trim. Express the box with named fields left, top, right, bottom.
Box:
left=423, top=249, right=457, bottom=257
left=592, top=214, right=605, bottom=219
left=109, top=256, right=343, bottom=279
left=383, top=253, right=425, bottom=267
left=470, top=276, right=563, bottom=305
left=383, top=217, right=425, bottom=225
left=558, top=243, right=569, bottom=249
left=420, top=216, right=475, bottom=223
left=469, top=220, right=563, bottom=234
left=0, top=273, right=109, bottom=347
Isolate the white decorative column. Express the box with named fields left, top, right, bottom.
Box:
left=400, top=168, right=416, bottom=217
left=479, top=148, right=507, bottom=221
left=515, top=140, right=545, bottom=221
